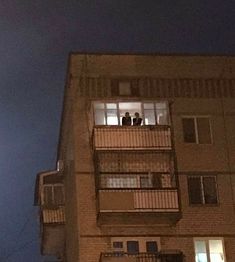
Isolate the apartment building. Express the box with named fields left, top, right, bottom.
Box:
left=35, top=54, right=235, bottom=262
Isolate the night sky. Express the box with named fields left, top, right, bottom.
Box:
left=0, top=1, right=234, bottom=261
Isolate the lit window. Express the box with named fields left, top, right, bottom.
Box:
left=188, top=176, right=218, bottom=205
left=155, top=102, right=169, bottom=125
left=106, top=103, right=118, bottom=125
left=43, top=184, right=64, bottom=205
left=194, top=239, right=226, bottom=262
left=94, top=102, right=105, bottom=125
left=93, top=101, right=169, bottom=126
left=143, top=103, right=155, bottom=125
left=106, top=176, right=138, bottom=188
left=182, top=117, right=212, bottom=144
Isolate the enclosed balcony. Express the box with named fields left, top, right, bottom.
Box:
left=93, top=126, right=172, bottom=150
left=97, top=173, right=181, bottom=225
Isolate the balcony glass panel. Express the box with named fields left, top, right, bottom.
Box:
left=93, top=101, right=169, bottom=126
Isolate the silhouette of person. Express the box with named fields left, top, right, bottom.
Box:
left=122, top=112, right=131, bottom=126
left=133, top=112, right=142, bottom=126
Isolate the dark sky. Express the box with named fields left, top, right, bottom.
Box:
left=0, top=1, right=234, bottom=261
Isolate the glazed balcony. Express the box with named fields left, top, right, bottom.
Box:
left=100, top=252, right=158, bottom=262
left=93, top=126, right=172, bottom=150
left=97, top=173, right=180, bottom=225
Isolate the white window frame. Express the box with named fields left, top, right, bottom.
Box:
left=194, top=237, right=226, bottom=262
left=93, top=101, right=170, bottom=126
left=182, top=115, right=213, bottom=144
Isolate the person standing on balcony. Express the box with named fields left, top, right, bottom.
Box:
left=133, top=112, right=142, bottom=126
left=122, top=112, right=132, bottom=126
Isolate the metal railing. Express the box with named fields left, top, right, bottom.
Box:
left=93, top=126, right=172, bottom=150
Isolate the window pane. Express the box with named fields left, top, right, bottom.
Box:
left=155, top=102, right=167, bottom=109
left=195, top=240, right=208, bottom=262
left=107, top=110, right=118, bottom=125
left=156, top=109, right=168, bottom=125
left=144, top=109, right=156, bottom=125
left=140, top=177, right=152, bottom=188
left=106, top=177, right=138, bottom=188
left=106, top=103, right=117, bottom=109
left=127, top=241, right=139, bottom=254
left=197, top=118, right=212, bottom=144
left=113, top=241, right=123, bottom=249
left=188, top=177, right=203, bottom=204
left=94, top=110, right=105, bottom=125
left=43, top=186, right=53, bottom=205
left=209, top=240, right=225, bottom=262
left=54, top=185, right=64, bottom=205
left=182, top=118, right=196, bottom=143
left=119, top=102, right=141, bottom=118
left=146, top=241, right=158, bottom=253
left=94, top=102, right=104, bottom=109
left=203, top=177, right=218, bottom=204
left=144, top=103, right=154, bottom=109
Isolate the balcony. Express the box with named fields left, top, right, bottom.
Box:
left=93, top=126, right=172, bottom=150
left=100, top=251, right=184, bottom=262
left=41, top=206, right=65, bottom=224
left=97, top=187, right=180, bottom=225
left=100, top=253, right=158, bottom=262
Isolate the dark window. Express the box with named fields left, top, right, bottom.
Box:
left=182, top=118, right=196, bottom=143
left=113, top=242, right=123, bottom=249
left=146, top=241, right=158, bottom=253
left=182, top=117, right=212, bottom=144
left=111, top=79, right=139, bottom=96
left=43, top=184, right=65, bottom=205
left=127, top=241, right=139, bottom=254
left=197, top=117, right=211, bottom=144
left=188, top=176, right=218, bottom=205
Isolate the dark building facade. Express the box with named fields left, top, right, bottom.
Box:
left=36, top=54, right=235, bottom=262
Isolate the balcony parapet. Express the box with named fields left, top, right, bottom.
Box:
left=41, top=206, right=65, bottom=224
left=100, top=252, right=158, bottom=262
left=93, top=125, right=172, bottom=150
left=97, top=188, right=181, bottom=225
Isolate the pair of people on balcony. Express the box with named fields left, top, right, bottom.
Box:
left=122, top=112, right=142, bottom=126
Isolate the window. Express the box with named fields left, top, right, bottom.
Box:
left=182, top=117, right=212, bottom=144
left=111, top=80, right=139, bottom=96
left=43, top=184, right=64, bottom=205
left=127, top=241, right=139, bottom=254
left=113, top=242, right=123, bottom=249
left=188, top=176, right=218, bottom=205
left=93, top=101, right=169, bottom=125
left=146, top=241, right=158, bottom=253
left=194, top=238, right=226, bottom=262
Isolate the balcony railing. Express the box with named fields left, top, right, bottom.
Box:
left=98, top=188, right=179, bottom=212
left=42, top=206, right=65, bottom=224
left=100, top=252, right=158, bottom=262
left=93, top=126, right=171, bottom=150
